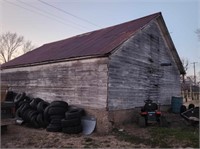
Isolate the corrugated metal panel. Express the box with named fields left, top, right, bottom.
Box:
left=1, top=12, right=161, bottom=69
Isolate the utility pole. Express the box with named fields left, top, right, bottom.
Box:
left=191, top=62, right=198, bottom=85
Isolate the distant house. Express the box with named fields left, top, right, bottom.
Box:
left=1, top=12, right=185, bottom=132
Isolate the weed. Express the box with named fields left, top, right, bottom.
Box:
left=149, top=127, right=199, bottom=148
left=113, top=129, right=151, bottom=146
left=113, top=126, right=199, bottom=148
left=83, top=137, right=100, bottom=148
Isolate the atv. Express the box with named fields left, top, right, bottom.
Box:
left=138, top=99, right=167, bottom=127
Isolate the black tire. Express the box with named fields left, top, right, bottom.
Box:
left=37, top=101, right=50, bottom=113
left=62, top=125, right=82, bottom=134
left=50, top=115, right=65, bottom=120
left=61, top=118, right=81, bottom=127
left=15, top=106, right=23, bottom=118
left=160, top=116, right=169, bottom=127
left=36, top=113, right=46, bottom=128
left=46, top=124, right=62, bottom=132
left=138, top=116, right=146, bottom=127
left=44, top=106, right=51, bottom=123
left=50, top=119, right=62, bottom=125
left=23, top=96, right=31, bottom=102
left=14, top=92, right=26, bottom=104
left=17, top=102, right=27, bottom=111
left=49, top=101, right=68, bottom=109
left=188, top=104, right=195, bottom=109
left=18, top=101, right=25, bottom=108
left=28, top=110, right=39, bottom=120
left=180, top=105, right=187, bottom=114
left=65, top=108, right=83, bottom=119
left=19, top=100, right=30, bottom=107
left=20, top=103, right=31, bottom=117
left=16, top=102, right=28, bottom=117
left=21, top=108, right=32, bottom=122
left=30, top=115, right=40, bottom=128
left=48, top=107, right=67, bottom=115
left=24, top=109, right=35, bottom=122
left=30, top=98, right=43, bottom=109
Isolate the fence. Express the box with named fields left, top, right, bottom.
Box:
left=181, top=91, right=200, bottom=102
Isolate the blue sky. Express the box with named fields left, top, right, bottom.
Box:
left=1, top=0, right=200, bottom=76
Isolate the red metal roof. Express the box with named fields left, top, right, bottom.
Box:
left=1, top=12, right=161, bottom=69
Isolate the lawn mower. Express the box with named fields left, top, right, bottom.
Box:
left=138, top=99, right=167, bottom=127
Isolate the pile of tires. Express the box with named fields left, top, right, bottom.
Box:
left=15, top=93, right=50, bottom=128
left=44, top=101, right=68, bottom=132
left=13, top=92, right=85, bottom=134
left=61, top=106, right=83, bottom=134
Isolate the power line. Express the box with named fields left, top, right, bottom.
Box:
left=38, top=0, right=100, bottom=28
left=4, top=0, right=69, bottom=27
left=3, top=0, right=83, bottom=31
left=16, top=0, right=90, bottom=30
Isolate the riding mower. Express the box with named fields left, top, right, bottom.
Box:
left=138, top=99, right=168, bottom=127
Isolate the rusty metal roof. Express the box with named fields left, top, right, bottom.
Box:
left=1, top=12, right=161, bottom=69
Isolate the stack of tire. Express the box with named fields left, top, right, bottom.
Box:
left=61, top=106, right=83, bottom=134
left=14, top=92, right=31, bottom=109
left=14, top=92, right=84, bottom=134
left=15, top=92, right=50, bottom=128
left=44, top=101, right=68, bottom=132
left=34, top=99, right=50, bottom=128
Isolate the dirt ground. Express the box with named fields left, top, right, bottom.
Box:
left=1, top=124, right=150, bottom=148
left=1, top=110, right=199, bottom=148
left=1, top=102, right=199, bottom=148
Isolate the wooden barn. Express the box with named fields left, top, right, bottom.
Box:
left=1, top=12, right=185, bottom=132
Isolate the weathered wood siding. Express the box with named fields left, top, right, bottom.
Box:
left=108, top=21, right=181, bottom=110
left=1, top=58, right=108, bottom=109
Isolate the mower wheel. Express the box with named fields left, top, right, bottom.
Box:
left=180, top=105, right=187, bottom=114
left=160, top=116, right=169, bottom=127
left=138, top=116, right=146, bottom=127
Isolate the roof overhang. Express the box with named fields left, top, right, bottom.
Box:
left=0, top=54, right=108, bottom=70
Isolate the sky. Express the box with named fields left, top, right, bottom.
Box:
left=0, top=0, right=200, bottom=76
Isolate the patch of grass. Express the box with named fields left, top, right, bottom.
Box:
left=149, top=127, right=199, bottom=148
left=113, top=127, right=199, bottom=148
left=112, top=128, right=150, bottom=145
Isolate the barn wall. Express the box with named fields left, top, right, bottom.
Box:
left=157, top=23, right=181, bottom=105
left=1, top=57, right=108, bottom=109
left=108, top=21, right=181, bottom=110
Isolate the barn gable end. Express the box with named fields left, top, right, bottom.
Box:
left=108, top=20, right=181, bottom=112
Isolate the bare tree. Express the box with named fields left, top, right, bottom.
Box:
left=196, top=29, right=200, bottom=41
left=0, top=32, right=35, bottom=63
left=0, top=32, right=24, bottom=63
left=181, top=58, right=189, bottom=74
left=23, top=40, right=35, bottom=54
